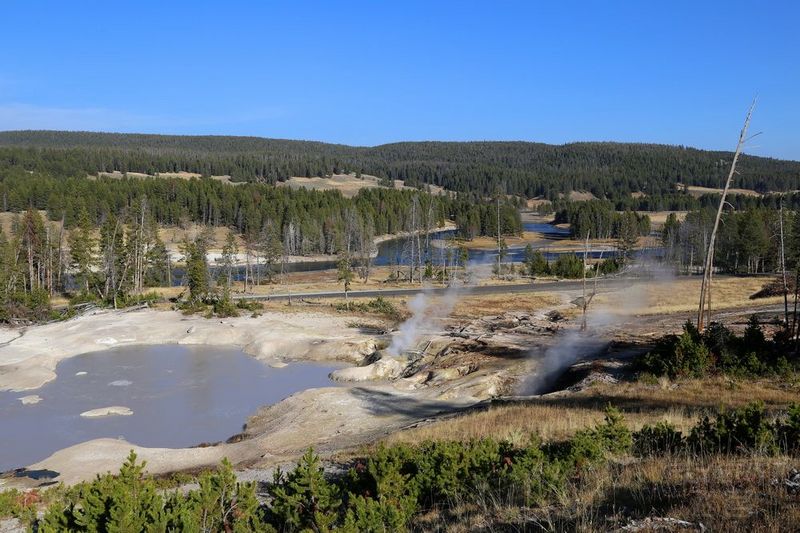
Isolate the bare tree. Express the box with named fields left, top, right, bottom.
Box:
left=779, top=202, right=790, bottom=328
left=697, top=100, right=757, bottom=329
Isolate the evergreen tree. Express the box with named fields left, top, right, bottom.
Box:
left=183, top=238, right=209, bottom=302
left=69, top=207, right=96, bottom=294
left=616, top=210, right=640, bottom=262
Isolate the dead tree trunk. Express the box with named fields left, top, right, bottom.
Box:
left=780, top=203, right=790, bottom=328
left=697, top=100, right=756, bottom=330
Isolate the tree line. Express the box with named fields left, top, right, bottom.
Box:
left=553, top=200, right=651, bottom=241
left=0, top=167, right=522, bottom=321
left=2, top=130, right=799, bottom=200
left=660, top=206, right=789, bottom=275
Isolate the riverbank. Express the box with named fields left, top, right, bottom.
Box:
left=167, top=221, right=458, bottom=267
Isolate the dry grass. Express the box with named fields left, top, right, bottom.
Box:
left=277, top=173, right=447, bottom=198
left=595, top=276, right=783, bottom=316
left=95, top=170, right=238, bottom=185
left=411, top=453, right=799, bottom=532
left=679, top=183, right=762, bottom=198
left=566, top=190, right=597, bottom=201
left=385, top=375, right=799, bottom=530
left=159, top=224, right=243, bottom=250
left=525, top=198, right=552, bottom=209
left=455, top=231, right=546, bottom=251
left=0, top=210, right=61, bottom=236
left=594, top=454, right=800, bottom=532
left=640, top=210, right=688, bottom=227
left=386, top=402, right=695, bottom=447
left=386, top=375, right=798, bottom=447
left=451, top=292, right=566, bottom=319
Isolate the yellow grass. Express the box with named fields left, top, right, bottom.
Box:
left=451, top=292, right=565, bottom=319
left=678, top=183, right=762, bottom=197
left=95, top=170, right=238, bottom=185
left=566, top=190, right=597, bottom=201
left=386, top=403, right=694, bottom=446
left=640, top=210, right=687, bottom=227
left=386, top=375, right=798, bottom=446
left=158, top=224, right=243, bottom=250
left=595, top=276, right=782, bottom=316
left=278, top=173, right=447, bottom=198
left=456, top=231, right=542, bottom=250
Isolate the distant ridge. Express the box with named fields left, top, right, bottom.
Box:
left=1, top=130, right=799, bottom=199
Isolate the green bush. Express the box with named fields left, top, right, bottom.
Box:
left=636, top=322, right=713, bottom=379
left=504, top=437, right=568, bottom=506
left=236, top=298, right=264, bottom=312
left=776, top=403, right=800, bottom=455
left=212, top=295, right=240, bottom=318
left=40, top=451, right=272, bottom=532
left=341, top=494, right=410, bottom=532
left=118, top=291, right=161, bottom=308
left=633, top=421, right=685, bottom=456
left=688, top=402, right=779, bottom=455
left=637, top=317, right=798, bottom=380
left=596, top=257, right=621, bottom=275
left=0, top=288, right=53, bottom=324
left=554, top=406, right=632, bottom=467
left=524, top=245, right=550, bottom=276
left=551, top=254, right=584, bottom=279
left=27, top=404, right=800, bottom=531
left=0, top=489, right=37, bottom=525
left=267, top=449, right=341, bottom=531
left=335, top=297, right=402, bottom=320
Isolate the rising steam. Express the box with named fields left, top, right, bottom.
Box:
left=386, top=262, right=493, bottom=356
left=519, top=258, right=676, bottom=395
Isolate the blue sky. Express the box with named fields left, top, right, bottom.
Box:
left=1, top=1, right=798, bottom=159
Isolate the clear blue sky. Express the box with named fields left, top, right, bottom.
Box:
left=1, top=1, right=798, bottom=159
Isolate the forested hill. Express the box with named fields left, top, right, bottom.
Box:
left=1, top=130, right=799, bottom=200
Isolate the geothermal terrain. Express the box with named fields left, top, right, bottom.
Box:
left=0, top=271, right=781, bottom=486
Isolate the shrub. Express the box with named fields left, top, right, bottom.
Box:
left=633, top=421, right=685, bottom=456
left=637, top=317, right=797, bottom=379
left=341, top=494, right=410, bottom=533
left=335, top=297, right=402, bottom=320
left=236, top=299, right=264, bottom=312
left=551, top=254, right=584, bottom=279
left=118, top=291, right=161, bottom=308
left=169, top=458, right=269, bottom=532
left=688, top=402, right=779, bottom=456
left=776, top=403, right=800, bottom=455
left=504, top=437, right=567, bottom=505
left=212, top=295, right=240, bottom=318
left=0, top=288, right=53, bottom=324
left=41, top=451, right=169, bottom=531
left=636, top=322, right=712, bottom=378
left=267, top=449, right=342, bottom=531
left=0, top=489, right=38, bottom=525
left=557, top=406, right=632, bottom=467
left=39, top=452, right=272, bottom=532
left=596, top=257, right=621, bottom=275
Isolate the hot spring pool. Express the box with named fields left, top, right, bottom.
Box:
left=0, top=345, right=340, bottom=471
